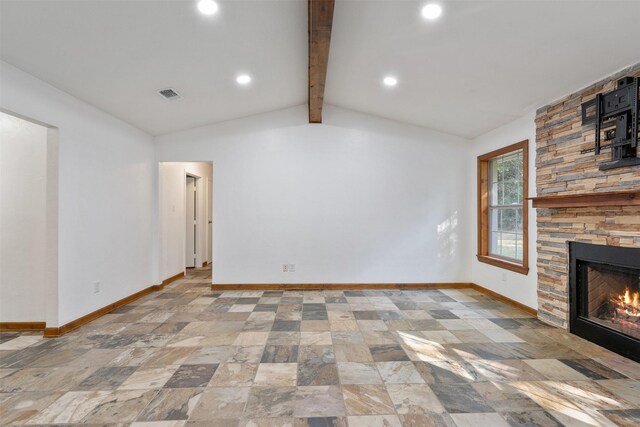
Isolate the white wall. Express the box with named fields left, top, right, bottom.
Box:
left=0, top=61, right=156, bottom=326
left=467, top=113, right=538, bottom=309
left=0, top=112, right=48, bottom=322
left=160, top=162, right=212, bottom=280
left=156, top=105, right=473, bottom=285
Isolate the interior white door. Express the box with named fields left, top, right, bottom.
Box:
left=185, top=176, right=196, bottom=268
left=207, top=177, right=212, bottom=264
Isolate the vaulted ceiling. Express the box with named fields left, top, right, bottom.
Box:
left=2, top=0, right=639, bottom=138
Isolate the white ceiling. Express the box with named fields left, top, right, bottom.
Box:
left=1, top=0, right=640, bottom=138
left=0, top=0, right=308, bottom=135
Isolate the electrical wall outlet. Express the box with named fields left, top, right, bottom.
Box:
left=94, top=281, right=101, bottom=293
left=288, top=264, right=295, bottom=272
left=282, top=264, right=288, bottom=272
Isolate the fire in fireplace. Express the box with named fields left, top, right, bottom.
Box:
left=586, top=263, right=640, bottom=339
left=569, top=242, right=640, bottom=362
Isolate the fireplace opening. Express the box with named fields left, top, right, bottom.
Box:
left=583, top=263, right=640, bottom=339
left=569, top=242, right=640, bottom=362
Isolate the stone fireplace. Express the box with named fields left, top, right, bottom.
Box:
left=533, top=62, right=640, bottom=336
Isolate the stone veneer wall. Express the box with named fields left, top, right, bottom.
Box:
left=535, top=63, right=640, bottom=328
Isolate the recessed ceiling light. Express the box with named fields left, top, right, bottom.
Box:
left=421, top=3, right=442, bottom=20
left=197, top=0, right=219, bottom=15
left=383, top=76, right=398, bottom=87
left=236, top=74, right=252, bottom=85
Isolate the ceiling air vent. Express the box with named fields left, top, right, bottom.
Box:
left=157, top=88, right=181, bottom=100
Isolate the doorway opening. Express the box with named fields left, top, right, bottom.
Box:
left=185, top=174, right=197, bottom=268
left=159, top=162, right=213, bottom=282
left=0, top=110, right=59, bottom=329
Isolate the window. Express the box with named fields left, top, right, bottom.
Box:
left=477, top=140, right=529, bottom=274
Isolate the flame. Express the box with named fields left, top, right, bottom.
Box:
left=614, top=288, right=640, bottom=316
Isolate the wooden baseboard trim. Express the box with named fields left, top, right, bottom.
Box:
left=0, top=322, right=46, bottom=332
left=211, top=283, right=474, bottom=291
left=469, top=283, right=537, bottom=316
left=44, top=283, right=162, bottom=338
left=210, top=282, right=537, bottom=316
left=23, top=279, right=534, bottom=338
left=161, top=271, right=185, bottom=287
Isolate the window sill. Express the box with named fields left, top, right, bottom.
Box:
left=476, top=255, right=529, bottom=275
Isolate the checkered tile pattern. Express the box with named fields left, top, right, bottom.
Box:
left=1, top=266, right=639, bottom=426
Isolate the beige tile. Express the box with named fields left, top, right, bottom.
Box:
left=450, top=413, right=510, bottom=427
left=300, top=332, right=332, bottom=346
left=346, top=415, right=402, bottom=427
left=118, top=367, right=176, bottom=390
left=300, top=320, right=331, bottom=331
left=376, top=362, right=424, bottom=384
left=385, top=383, right=445, bottom=414
left=190, top=387, right=250, bottom=420
left=523, top=359, right=589, bottom=380
left=342, top=384, right=395, bottom=415
left=337, top=362, right=382, bottom=384
left=233, top=332, right=269, bottom=346
left=421, top=330, right=462, bottom=344
left=479, top=328, right=525, bottom=343
left=254, top=363, right=297, bottom=386
left=209, top=363, right=258, bottom=386
left=26, top=391, right=110, bottom=424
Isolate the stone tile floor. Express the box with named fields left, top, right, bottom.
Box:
left=1, top=266, right=639, bottom=426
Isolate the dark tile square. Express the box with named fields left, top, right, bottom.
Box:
left=368, top=344, right=409, bottom=361
left=303, top=304, right=327, bottom=311
left=414, top=361, right=473, bottom=384
left=377, top=311, right=402, bottom=320
left=164, top=364, right=218, bottom=388
left=96, top=334, right=142, bottom=349
left=237, top=297, right=260, bottom=304
left=428, top=310, right=459, bottom=319
left=489, top=318, right=522, bottom=329
left=559, top=359, right=627, bottom=380
left=76, top=366, right=137, bottom=390
left=272, top=320, right=301, bottom=331
left=344, top=291, right=365, bottom=297
left=429, top=383, right=494, bottom=413
left=297, top=417, right=347, bottom=427
left=353, top=311, right=380, bottom=320
left=515, top=318, right=553, bottom=329
left=450, top=343, right=514, bottom=360
left=261, top=345, right=299, bottom=363
left=395, top=302, right=419, bottom=310
left=253, top=304, right=279, bottom=312
left=153, top=322, right=189, bottom=334
left=263, top=291, right=284, bottom=297
left=302, top=311, right=329, bottom=320
left=501, top=411, right=563, bottom=427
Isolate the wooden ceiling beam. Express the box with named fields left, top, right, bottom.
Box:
left=308, top=0, right=335, bottom=123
